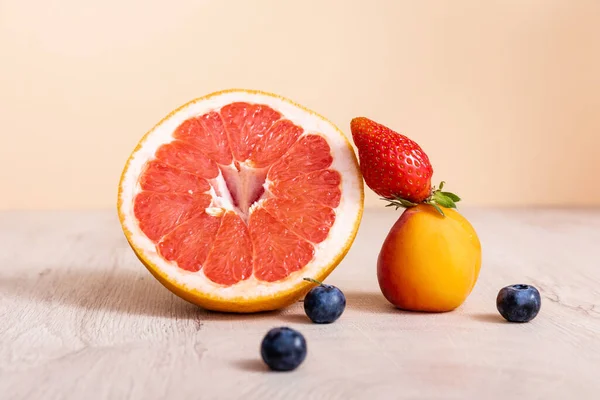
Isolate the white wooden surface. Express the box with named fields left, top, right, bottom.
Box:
left=1, top=208, right=599, bottom=399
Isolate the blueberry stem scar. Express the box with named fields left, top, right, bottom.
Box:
left=303, top=277, right=323, bottom=285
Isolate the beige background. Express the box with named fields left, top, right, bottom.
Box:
left=1, top=0, right=599, bottom=210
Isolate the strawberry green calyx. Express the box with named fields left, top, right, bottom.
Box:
left=382, top=181, right=461, bottom=217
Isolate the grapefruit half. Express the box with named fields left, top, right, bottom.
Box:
left=117, top=89, right=364, bottom=312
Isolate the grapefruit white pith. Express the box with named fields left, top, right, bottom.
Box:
left=117, top=89, right=364, bottom=312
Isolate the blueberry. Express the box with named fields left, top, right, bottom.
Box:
left=496, top=284, right=541, bottom=322
left=260, top=327, right=307, bottom=371
left=303, top=278, right=346, bottom=324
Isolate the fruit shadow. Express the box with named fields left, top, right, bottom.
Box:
left=0, top=267, right=285, bottom=321
left=277, top=313, right=313, bottom=325
left=341, top=291, right=488, bottom=316
left=0, top=267, right=436, bottom=321
left=276, top=291, right=402, bottom=324
left=342, top=290, right=404, bottom=314
left=469, top=313, right=507, bottom=324
left=231, top=358, right=270, bottom=372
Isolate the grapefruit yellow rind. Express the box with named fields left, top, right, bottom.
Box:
left=117, top=88, right=364, bottom=313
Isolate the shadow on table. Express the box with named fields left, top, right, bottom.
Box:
left=0, top=267, right=417, bottom=322
left=231, top=358, right=269, bottom=372
left=469, top=313, right=507, bottom=324
left=342, top=291, right=400, bottom=314
left=0, top=267, right=285, bottom=321
left=276, top=290, right=404, bottom=324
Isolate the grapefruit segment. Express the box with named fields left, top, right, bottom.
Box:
left=203, top=212, right=253, bottom=285
left=222, top=103, right=282, bottom=162
left=133, top=192, right=211, bottom=241
left=221, top=102, right=251, bottom=161
left=157, top=212, right=221, bottom=272
left=271, top=169, right=342, bottom=208
left=268, top=134, right=333, bottom=181
left=261, top=198, right=336, bottom=244
left=249, top=208, right=315, bottom=283
left=155, top=140, right=219, bottom=179
left=250, top=119, right=303, bottom=168
left=118, top=89, right=364, bottom=312
left=174, top=112, right=232, bottom=165
left=139, top=161, right=210, bottom=194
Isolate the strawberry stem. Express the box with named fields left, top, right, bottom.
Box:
left=382, top=181, right=461, bottom=217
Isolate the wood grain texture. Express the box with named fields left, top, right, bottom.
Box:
left=1, top=208, right=599, bottom=399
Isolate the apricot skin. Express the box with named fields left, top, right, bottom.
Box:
left=377, top=204, right=482, bottom=312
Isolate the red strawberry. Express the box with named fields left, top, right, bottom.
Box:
left=350, top=117, right=433, bottom=201
left=350, top=117, right=460, bottom=215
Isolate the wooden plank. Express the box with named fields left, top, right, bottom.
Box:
left=0, top=208, right=599, bottom=399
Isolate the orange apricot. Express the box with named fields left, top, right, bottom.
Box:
left=377, top=204, right=482, bottom=312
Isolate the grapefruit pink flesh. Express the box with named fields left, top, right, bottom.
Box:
left=132, top=102, right=342, bottom=286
